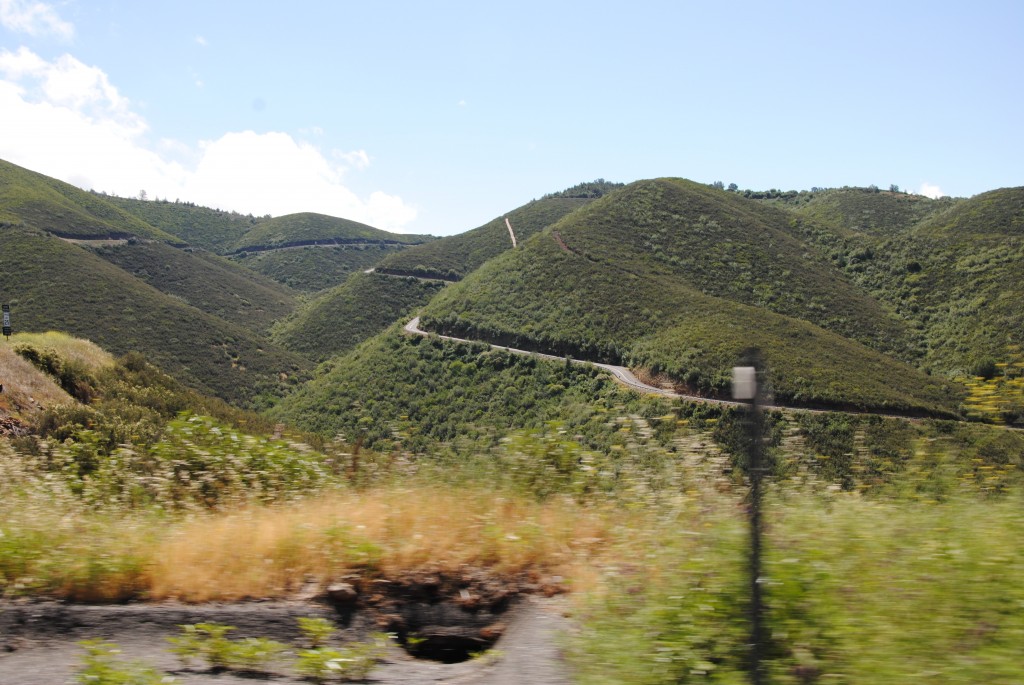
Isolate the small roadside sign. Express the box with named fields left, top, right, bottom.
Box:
left=2, top=304, right=11, bottom=338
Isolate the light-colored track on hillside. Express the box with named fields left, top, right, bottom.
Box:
left=404, top=317, right=741, bottom=408
left=403, top=317, right=1024, bottom=428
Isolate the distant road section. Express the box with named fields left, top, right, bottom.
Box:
left=403, top=318, right=998, bottom=425
left=403, top=317, right=740, bottom=407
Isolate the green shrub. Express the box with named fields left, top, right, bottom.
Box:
left=75, top=639, right=173, bottom=684
left=14, top=343, right=99, bottom=402
left=294, top=633, right=389, bottom=682
left=168, top=623, right=286, bottom=672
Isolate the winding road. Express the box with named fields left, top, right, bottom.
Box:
left=403, top=316, right=741, bottom=407
left=402, top=317, right=1008, bottom=426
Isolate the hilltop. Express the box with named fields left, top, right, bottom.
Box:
left=228, top=213, right=435, bottom=290
left=104, top=195, right=259, bottom=252
left=0, top=160, right=184, bottom=244
left=414, top=178, right=955, bottom=415
left=375, top=182, right=620, bottom=281
left=278, top=191, right=608, bottom=358
left=0, top=160, right=310, bottom=405
left=110, top=200, right=439, bottom=292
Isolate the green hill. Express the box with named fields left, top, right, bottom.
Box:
left=104, top=196, right=259, bottom=252
left=804, top=187, right=1024, bottom=376
left=913, top=186, right=1024, bottom=236
left=91, top=241, right=298, bottom=333
left=269, top=325, right=629, bottom=450
left=417, top=178, right=958, bottom=414
left=106, top=198, right=431, bottom=292
left=375, top=196, right=594, bottom=281
left=231, top=243, right=409, bottom=292
left=0, top=159, right=184, bottom=244
left=270, top=188, right=605, bottom=360
left=230, top=212, right=432, bottom=252
left=0, top=223, right=308, bottom=405
left=781, top=186, right=958, bottom=235
left=271, top=271, right=445, bottom=361
left=225, top=212, right=435, bottom=292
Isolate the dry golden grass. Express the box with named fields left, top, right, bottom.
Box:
left=0, top=343, right=74, bottom=419
left=8, top=331, right=115, bottom=371
left=149, top=486, right=626, bottom=602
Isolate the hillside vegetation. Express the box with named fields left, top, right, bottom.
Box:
left=777, top=186, right=957, bottom=235
left=232, top=243, right=409, bottom=292
left=272, top=272, right=445, bottom=361
left=375, top=196, right=593, bottom=280
left=92, top=241, right=298, bottom=333
left=108, top=197, right=435, bottom=292
left=0, top=160, right=184, bottom=244
left=105, top=195, right=259, bottom=252
left=231, top=212, right=432, bottom=252
left=418, top=178, right=953, bottom=414
left=5, top=161, right=1024, bottom=685
left=0, top=225, right=308, bottom=405
left=266, top=190, right=602, bottom=367
left=790, top=186, right=1024, bottom=380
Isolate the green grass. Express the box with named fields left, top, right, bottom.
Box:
left=571, top=488, right=1024, bottom=684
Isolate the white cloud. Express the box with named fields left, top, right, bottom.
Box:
left=919, top=182, right=944, bottom=199
left=0, top=48, right=417, bottom=231
left=334, top=148, right=370, bottom=170
left=194, top=35, right=207, bottom=47
left=0, top=0, right=73, bottom=39
left=180, top=132, right=413, bottom=229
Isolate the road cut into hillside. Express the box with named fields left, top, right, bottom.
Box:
left=404, top=316, right=741, bottom=407
left=402, top=316, right=996, bottom=425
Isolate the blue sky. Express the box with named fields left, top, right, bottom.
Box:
left=2, top=1, right=1022, bottom=235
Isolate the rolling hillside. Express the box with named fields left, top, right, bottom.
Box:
left=231, top=243, right=408, bottom=292
left=0, top=160, right=185, bottom=244
left=108, top=200, right=438, bottom=292
left=228, top=212, right=434, bottom=291
left=275, top=188, right=606, bottom=359
left=0, top=224, right=308, bottom=404
left=797, top=187, right=1024, bottom=376
left=271, top=271, right=445, bottom=361
left=417, top=178, right=960, bottom=414
left=91, top=241, right=298, bottom=333
left=105, top=196, right=259, bottom=253
left=374, top=195, right=597, bottom=280
left=782, top=186, right=958, bottom=235
left=230, top=212, right=432, bottom=252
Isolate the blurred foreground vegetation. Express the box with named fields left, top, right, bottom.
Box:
left=1, top=338, right=1023, bottom=683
